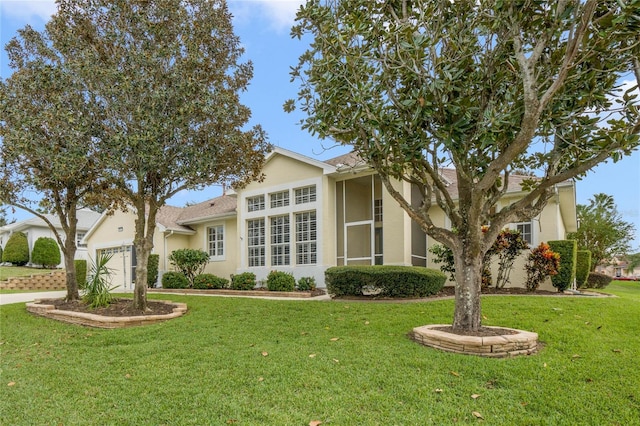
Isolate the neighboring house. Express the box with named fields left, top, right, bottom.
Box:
left=84, top=148, right=577, bottom=290
left=0, top=209, right=101, bottom=267
left=596, top=257, right=640, bottom=278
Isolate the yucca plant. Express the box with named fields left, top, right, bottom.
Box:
left=81, top=253, right=116, bottom=308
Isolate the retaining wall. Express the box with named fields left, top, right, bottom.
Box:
left=0, top=271, right=67, bottom=290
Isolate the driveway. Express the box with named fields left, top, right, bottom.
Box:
left=0, top=291, right=66, bottom=306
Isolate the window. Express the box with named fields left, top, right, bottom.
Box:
left=374, top=199, right=383, bottom=222
left=516, top=222, right=533, bottom=245
left=76, top=232, right=87, bottom=248
left=294, top=185, right=316, bottom=204
left=247, top=219, right=265, bottom=267
left=207, top=225, right=224, bottom=259
left=270, top=191, right=290, bottom=208
left=247, top=195, right=265, bottom=212
left=270, top=215, right=290, bottom=266
left=295, top=211, right=317, bottom=265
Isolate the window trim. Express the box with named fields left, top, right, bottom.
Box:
left=206, top=224, right=225, bottom=261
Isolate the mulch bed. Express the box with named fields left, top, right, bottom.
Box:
left=334, top=286, right=564, bottom=301
left=37, top=298, right=176, bottom=317
left=431, top=325, right=520, bottom=337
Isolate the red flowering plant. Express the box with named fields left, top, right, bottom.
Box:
left=525, top=243, right=560, bottom=291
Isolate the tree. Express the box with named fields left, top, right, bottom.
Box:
left=0, top=24, right=111, bottom=300
left=2, top=232, right=29, bottom=266
left=47, top=0, right=269, bottom=310
left=288, top=0, right=640, bottom=331
left=168, top=249, right=209, bottom=287
left=31, top=237, right=62, bottom=268
left=568, top=193, right=636, bottom=269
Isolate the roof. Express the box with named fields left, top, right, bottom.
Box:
left=155, top=205, right=194, bottom=233
left=177, top=194, right=237, bottom=225
left=0, top=209, right=101, bottom=233
left=325, top=151, right=543, bottom=197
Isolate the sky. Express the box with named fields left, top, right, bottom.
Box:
left=1, top=0, right=639, bottom=250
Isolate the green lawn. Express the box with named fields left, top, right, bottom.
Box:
left=1, top=282, right=638, bottom=425
left=0, top=265, right=59, bottom=282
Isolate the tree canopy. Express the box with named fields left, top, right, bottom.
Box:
left=288, top=0, right=640, bottom=330
left=568, top=193, right=636, bottom=269
left=46, top=0, right=270, bottom=310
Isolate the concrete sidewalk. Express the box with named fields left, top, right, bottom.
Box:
left=0, top=291, right=67, bottom=306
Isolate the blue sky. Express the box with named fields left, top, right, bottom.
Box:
left=1, top=0, right=639, bottom=250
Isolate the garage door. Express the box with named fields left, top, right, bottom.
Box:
left=96, top=245, right=136, bottom=290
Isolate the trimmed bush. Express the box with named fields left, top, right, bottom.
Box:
left=267, top=271, right=295, bottom=292
left=75, top=259, right=87, bottom=287
left=162, top=271, right=189, bottom=289
left=147, top=254, right=160, bottom=288
left=548, top=240, right=577, bottom=292
left=325, top=265, right=446, bottom=298
left=2, top=231, right=29, bottom=266
left=193, top=273, right=229, bottom=289
left=575, top=250, right=592, bottom=289
left=586, top=272, right=613, bottom=289
left=31, top=237, right=61, bottom=268
left=231, top=272, right=256, bottom=290
left=168, top=249, right=209, bottom=287
left=297, top=276, right=317, bottom=291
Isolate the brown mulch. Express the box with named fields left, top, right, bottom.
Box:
left=37, top=298, right=176, bottom=317
left=334, top=286, right=564, bottom=301
left=431, top=325, right=520, bottom=337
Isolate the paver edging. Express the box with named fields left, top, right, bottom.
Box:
left=26, top=299, right=187, bottom=329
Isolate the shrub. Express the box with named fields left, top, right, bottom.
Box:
left=162, top=271, right=189, bottom=289
left=75, top=259, right=87, bottom=288
left=297, top=276, right=317, bottom=291
left=548, top=240, right=577, bottom=292
left=525, top=243, right=560, bottom=291
left=147, top=254, right=160, bottom=288
left=31, top=237, right=61, bottom=268
left=168, top=249, right=209, bottom=287
left=231, top=272, right=256, bottom=290
left=82, top=253, right=116, bottom=308
left=325, top=265, right=446, bottom=298
left=2, top=231, right=29, bottom=266
left=0, top=244, right=3, bottom=261
left=586, top=272, right=613, bottom=289
left=193, top=273, right=229, bottom=289
left=267, top=271, right=296, bottom=292
left=488, top=228, right=529, bottom=288
left=575, top=250, right=592, bottom=289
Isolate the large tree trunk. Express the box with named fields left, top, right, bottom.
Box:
left=452, top=241, right=484, bottom=332
left=62, top=239, right=79, bottom=301
left=131, top=199, right=158, bottom=312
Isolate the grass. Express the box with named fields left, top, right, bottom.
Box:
left=0, top=265, right=59, bottom=282
left=1, top=282, right=639, bottom=425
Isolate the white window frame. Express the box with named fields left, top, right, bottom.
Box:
left=247, top=195, right=265, bottom=212
left=270, top=190, right=290, bottom=209
left=295, top=211, right=317, bottom=265
left=270, top=215, right=290, bottom=266
left=247, top=218, right=265, bottom=267
left=206, top=224, right=225, bottom=261
left=294, top=185, right=316, bottom=205
left=515, top=221, right=533, bottom=245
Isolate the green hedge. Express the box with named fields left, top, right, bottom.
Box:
left=2, top=231, right=29, bottom=266
left=575, top=250, right=592, bottom=289
left=162, top=271, right=189, bottom=289
left=267, top=271, right=295, bottom=292
left=193, top=273, right=229, bottom=289
left=586, top=272, right=613, bottom=289
left=147, top=254, right=160, bottom=288
left=230, top=272, right=256, bottom=290
left=325, top=265, right=446, bottom=298
left=31, top=237, right=61, bottom=268
left=548, top=240, right=577, bottom=292
left=75, top=259, right=87, bottom=288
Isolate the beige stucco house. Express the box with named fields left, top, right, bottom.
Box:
left=84, top=148, right=577, bottom=290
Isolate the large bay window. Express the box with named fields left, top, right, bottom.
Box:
left=247, top=218, right=265, bottom=267
left=270, top=215, right=290, bottom=266
left=295, top=211, right=317, bottom=265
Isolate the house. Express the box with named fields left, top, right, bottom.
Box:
left=84, top=148, right=577, bottom=290
left=0, top=209, right=101, bottom=267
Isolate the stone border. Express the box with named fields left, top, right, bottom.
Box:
left=411, top=324, right=538, bottom=358
left=148, top=288, right=322, bottom=298
left=26, top=299, right=187, bottom=329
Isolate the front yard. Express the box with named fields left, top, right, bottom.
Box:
left=1, top=281, right=638, bottom=424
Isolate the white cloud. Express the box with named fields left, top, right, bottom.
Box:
left=0, top=0, right=57, bottom=23
left=230, top=0, right=304, bottom=33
